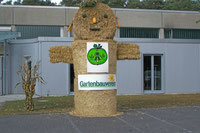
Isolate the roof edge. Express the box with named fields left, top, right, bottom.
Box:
left=0, top=5, right=199, bottom=14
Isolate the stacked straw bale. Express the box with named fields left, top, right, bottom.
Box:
left=73, top=3, right=116, bottom=40
left=70, top=3, right=120, bottom=116
left=70, top=39, right=119, bottom=117
left=117, top=43, right=140, bottom=60
left=49, top=46, right=73, bottom=64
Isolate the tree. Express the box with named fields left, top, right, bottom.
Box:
left=108, top=0, right=127, bottom=8
left=126, top=0, right=143, bottom=9
left=22, top=0, right=55, bottom=6
left=61, top=0, right=82, bottom=6
left=2, top=0, right=12, bottom=5
left=22, top=0, right=39, bottom=5
left=14, top=0, right=22, bottom=5
left=141, top=0, right=164, bottom=9
left=190, top=0, right=200, bottom=11
left=164, top=0, right=197, bottom=11
left=41, top=0, right=56, bottom=6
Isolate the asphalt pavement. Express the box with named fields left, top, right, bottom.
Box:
left=0, top=106, right=200, bottom=133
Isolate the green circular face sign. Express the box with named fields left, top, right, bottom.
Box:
left=87, top=44, right=108, bottom=65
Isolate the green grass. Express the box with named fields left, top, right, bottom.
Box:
left=0, top=94, right=200, bottom=116
left=0, top=96, right=74, bottom=116
left=117, top=94, right=200, bottom=110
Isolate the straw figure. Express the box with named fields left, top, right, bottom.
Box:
left=49, top=0, right=140, bottom=117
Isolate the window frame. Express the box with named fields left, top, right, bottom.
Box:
left=142, top=54, right=165, bottom=94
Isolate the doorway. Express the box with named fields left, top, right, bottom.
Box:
left=70, top=64, right=74, bottom=93
left=143, top=55, right=164, bottom=93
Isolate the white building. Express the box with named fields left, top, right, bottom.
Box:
left=0, top=5, right=200, bottom=95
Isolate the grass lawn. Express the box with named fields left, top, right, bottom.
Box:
left=0, top=94, right=200, bottom=116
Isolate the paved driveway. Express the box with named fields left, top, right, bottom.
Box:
left=0, top=106, right=200, bottom=133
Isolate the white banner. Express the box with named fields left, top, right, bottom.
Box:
left=78, top=74, right=117, bottom=90
left=87, top=42, right=109, bottom=73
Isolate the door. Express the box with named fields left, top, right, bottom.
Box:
left=143, top=55, right=163, bottom=93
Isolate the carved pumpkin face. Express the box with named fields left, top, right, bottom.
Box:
left=73, top=3, right=117, bottom=40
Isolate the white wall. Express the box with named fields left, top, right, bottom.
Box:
left=9, top=37, right=72, bottom=96
left=39, top=38, right=72, bottom=96
left=117, top=60, right=142, bottom=94
left=9, top=39, right=39, bottom=94
left=116, top=38, right=200, bottom=94
left=164, top=43, right=199, bottom=93
left=9, top=37, right=200, bottom=95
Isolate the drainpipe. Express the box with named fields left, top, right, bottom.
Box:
left=3, top=39, right=7, bottom=95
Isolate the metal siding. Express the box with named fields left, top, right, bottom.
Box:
left=9, top=42, right=39, bottom=94
left=164, top=44, right=200, bottom=93
left=8, top=38, right=71, bottom=96
left=1, top=6, right=200, bottom=29
left=117, top=39, right=200, bottom=94
left=117, top=60, right=142, bottom=94
left=0, top=7, right=13, bottom=25
left=13, top=7, right=66, bottom=26
left=163, top=12, right=200, bottom=29
left=40, top=42, right=70, bottom=96
left=8, top=38, right=200, bottom=95
left=116, top=10, right=162, bottom=28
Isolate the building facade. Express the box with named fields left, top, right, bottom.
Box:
left=0, top=5, right=200, bottom=95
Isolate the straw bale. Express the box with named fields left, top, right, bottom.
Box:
left=71, top=39, right=119, bottom=117
left=72, top=3, right=117, bottom=40
left=49, top=46, right=73, bottom=64
left=117, top=43, right=140, bottom=60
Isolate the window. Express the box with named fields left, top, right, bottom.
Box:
left=164, top=29, right=173, bottom=38
left=120, top=27, right=159, bottom=38
left=165, top=29, right=200, bottom=39
left=16, top=25, right=60, bottom=39
left=144, top=55, right=163, bottom=93
left=70, top=30, right=73, bottom=37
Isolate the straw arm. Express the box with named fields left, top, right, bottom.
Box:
left=49, top=46, right=73, bottom=64
left=117, top=43, right=140, bottom=60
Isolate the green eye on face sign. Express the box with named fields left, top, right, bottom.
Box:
left=87, top=44, right=108, bottom=65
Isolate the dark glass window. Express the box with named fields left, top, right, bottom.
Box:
left=165, top=29, right=200, bottom=39
left=120, top=27, right=159, bottom=38
left=16, top=25, right=60, bottom=39
left=144, top=56, right=151, bottom=91
left=154, top=56, right=161, bottom=91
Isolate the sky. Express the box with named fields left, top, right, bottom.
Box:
left=50, top=0, right=62, bottom=5
left=1, top=0, right=63, bottom=5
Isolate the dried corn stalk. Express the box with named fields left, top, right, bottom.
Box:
left=16, top=61, right=45, bottom=111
